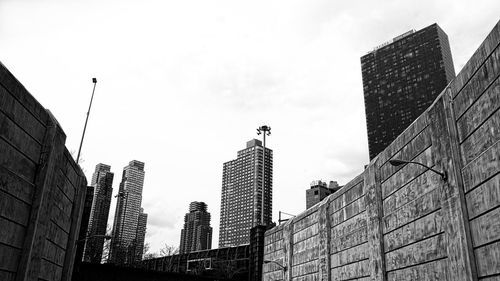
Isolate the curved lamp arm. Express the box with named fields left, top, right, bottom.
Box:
left=263, top=260, right=287, bottom=271
left=389, top=159, right=447, bottom=181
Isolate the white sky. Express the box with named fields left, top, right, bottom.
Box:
left=1, top=0, right=499, bottom=254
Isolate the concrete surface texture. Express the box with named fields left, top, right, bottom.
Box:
left=0, top=62, right=88, bottom=281
left=263, top=19, right=500, bottom=281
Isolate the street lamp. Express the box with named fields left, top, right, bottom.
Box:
left=76, top=78, right=98, bottom=164
left=256, top=125, right=271, bottom=226
left=389, top=159, right=447, bottom=181
left=264, top=260, right=286, bottom=280
left=278, top=211, right=295, bottom=224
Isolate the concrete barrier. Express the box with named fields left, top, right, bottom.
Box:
left=0, top=62, right=88, bottom=281
left=263, top=19, right=500, bottom=281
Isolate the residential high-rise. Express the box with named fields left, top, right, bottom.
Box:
left=83, top=164, right=114, bottom=263
left=361, top=23, right=455, bottom=159
left=135, top=208, right=148, bottom=261
left=179, top=201, right=212, bottom=254
left=110, top=160, right=147, bottom=264
left=219, top=139, right=273, bottom=248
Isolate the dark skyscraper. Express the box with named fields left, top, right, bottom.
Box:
left=219, top=139, right=273, bottom=247
left=135, top=208, right=148, bottom=261
left=83, top=164, right=114, bottom=263
left=361, top=23, right=455, bottom=159
left=110, top=160, right=147, bottom=264
left=179, top=201, right=212, bottom=254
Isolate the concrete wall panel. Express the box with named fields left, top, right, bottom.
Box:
left=0, top=216, right=26, bottom=248
left=465, top=173, right=500, bottom=219
left=383, top=209, right=443, bottom=252
left=386, top=258, right=447, bottom=281
left=0, top=270, right=16, bottom=281
left=380, top=127, right=431, bottom=182
left=0, top=86, right=46, bottom=143
left=0, top=165, right=35, bottom=204
left=462, top=139, right=500, bottom=192
left=383, top=171, right=441, bottom=215
left=385, top=234, right=446, bottom=271
left=330, top=259, right=369, bottom=281
left=330, top=242, right=368, bottom=268
left=0, top=189, right=31, bottom=226
left=460, top=109, right=500, bottom=165
left=453, top=44, right=500, bottom=118
left=470, top=206, right=500, bottom=247
left=0, top=110, right=41, bottom=162
left=0, top=243, right=21, bottom=272
left=330, top=212, right=366, bottom=240
left=381, top=147, right=434, bottom=199
left=456, top=76, right=500, bottom=142
left=0, top=138, right=37, bottom=182
left=382, top=186, right=441, bottom=234
left=475, top=241, right=500, bottom=277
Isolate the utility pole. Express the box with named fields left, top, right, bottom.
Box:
left=256, top=125, right=271, bottom=225
left=77, top=78, right=97, bottom=164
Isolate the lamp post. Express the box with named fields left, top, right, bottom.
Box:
left=278, top=211, right=295, bottom=224
left=389, top=159, right=447, bottom=181
left=263, top=260, right=286, bottom=280
left=256, top=125, right=271, bottom=226
left=76, top=78, right=98, bottom=164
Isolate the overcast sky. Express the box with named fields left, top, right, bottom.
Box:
left=1, top=0, right=499, bottom=254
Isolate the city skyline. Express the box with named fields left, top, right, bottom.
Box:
left=1, top=0, right=499, bottom=254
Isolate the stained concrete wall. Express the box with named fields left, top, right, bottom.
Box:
left=263, top=20, right=500, bottom=281
left=0, top=62, right=88, bottom=281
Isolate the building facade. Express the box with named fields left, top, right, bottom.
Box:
left=135, top=208, right=148, bottom=261
left=305, top=180, right=341, bottom=209
left=219, top=139, right=273, bottom=248
left=180, top=201, right=212, bottom=254
left=83, top=164, right=114, bottom=263
left=110, top=160, right=147, bottom=264
left=361, top=23, right=455, bottom=159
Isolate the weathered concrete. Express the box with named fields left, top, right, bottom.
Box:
left=263, top=19, right=500, bottom=281
left=0, top=62, right=88, bottom=281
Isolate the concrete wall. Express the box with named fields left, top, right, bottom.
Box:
left=263, top=20, right=500, bottom=281
left=0, top=62, right=88, bottom=281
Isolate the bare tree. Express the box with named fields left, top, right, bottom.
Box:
left=159, top=243, right=179, bottom=257
left=142, top=243, right=158, bottom=260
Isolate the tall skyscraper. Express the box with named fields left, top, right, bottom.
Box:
left=219, top=139, right=273, bottom=248
left=110, top=160, right=147, bottom=264
left=179, top=201, right=212, bottom=254
left=83, top=164, right=114, bottom=263
left=361, top=23, right=455, bottom=159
